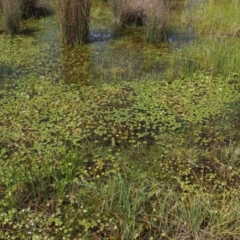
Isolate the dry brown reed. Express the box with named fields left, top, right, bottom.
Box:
left=2, top=0, right=21, bottom=35
left=1, top=0, right=42, bottom=34
left=110, top=0, right=146, bottom=27
left=21, top=0, right=39, bottom=19
left=144, top=0, right=170, bottom=43
left=56, top=0, right=91, bottom=45
left=110, top=0, right=169, bottom=42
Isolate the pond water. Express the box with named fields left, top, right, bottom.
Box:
left=0, top=0, right=205, bottom=86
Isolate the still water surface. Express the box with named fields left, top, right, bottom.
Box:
left=0, top=0, right=205, bottom=86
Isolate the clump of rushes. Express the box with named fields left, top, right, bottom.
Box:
left=110, top=0, right=146, bottom=27
left=110, top=0, right=170, bottom=42
left=56, top=0, right=91, bottom=45
left=144, top=0, right=170, bottom=43
left=2, top=0, right=21, bottom=35
left=1, top=0, right=48, bottom=35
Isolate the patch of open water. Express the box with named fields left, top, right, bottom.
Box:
left=0, top=0, right=205, bottom=86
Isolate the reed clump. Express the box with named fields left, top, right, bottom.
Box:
left=56, top=0, right=91, bottom=45
left=2, top=0, right=22, bottom=35
left=110, top=0, right=170, bottom=43
left=144, top=0, right=170, bottom=43
left=110, top=0, right=146, bottom=27
left=1, top=0, right=51, bottom=35
left=21, top=0, right=39, bottom=19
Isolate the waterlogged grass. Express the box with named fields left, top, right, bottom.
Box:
left=166, top=0, right=240, bottom=79
left=191, top=0, right=240, bottom=38
left=167, top=37, right=240, bottom=78
left=91, top=0, right=113, bottom=30
left=1, top=75, right=240, bottom=238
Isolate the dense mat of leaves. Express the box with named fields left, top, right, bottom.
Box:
left=1, top=75, right=240, bottom=238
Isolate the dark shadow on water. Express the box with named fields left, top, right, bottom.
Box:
left=0, top=64, right=15, bottom=86
left=89, top=30, right=112, bottom=43
left=0, top=64, right=14, bottom=77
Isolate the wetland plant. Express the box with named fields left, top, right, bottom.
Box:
left=56, top=0, right=91, bottom=45
left=110, top=0, right=170, bottom=43
left=2, top=0, right=21, bottom=35
left=1, top=0, right=50, bottom=35
left=110, top=0, right=146, bottom=27
left=144, top=0, right=170, bottom=43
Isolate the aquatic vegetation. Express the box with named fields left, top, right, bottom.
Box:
left=1, top=0, right=240, bottom=238
left=166, top=0, right=240, bottom=79
left=190, top=0, right=240, bottom=38
left=166, top=37, right=240, bottom=78
left=1, top=73, right=240, bottom=238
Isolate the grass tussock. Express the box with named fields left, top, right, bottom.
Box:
left=2, top=0, right=21, bottom=35
left=144, top=0, right=170, bottom=43
left=167, top=38, right=240, bottom=78
left=165, top=0, right=240, bottom=79
left=56, top=0, right=91, bottom=45
left=1, top=0, right=53, bottom=35
left=110, top=0, right=169, bottom=43
left=110, top=0, right=146, bottom=27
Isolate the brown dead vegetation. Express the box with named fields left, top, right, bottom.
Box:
left=110, top=0, right=170, bottom=42
left=56, top=0, right=91, bottom=45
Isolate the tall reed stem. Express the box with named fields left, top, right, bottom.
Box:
left=57, top=0, right=91, bottom=45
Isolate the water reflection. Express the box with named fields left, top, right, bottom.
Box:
left=0, top=64, right=14, bottom=85
left=0, top=0, right=202, bottom=86
left=61, top=45, right=91, bottom=85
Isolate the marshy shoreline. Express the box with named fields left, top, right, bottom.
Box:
left=1, top=0, right=240, bottom=239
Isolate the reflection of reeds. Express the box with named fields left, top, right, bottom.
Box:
left=57, top=0, right=91, bottom=45
left=110, top=0, right=169, bottom=43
